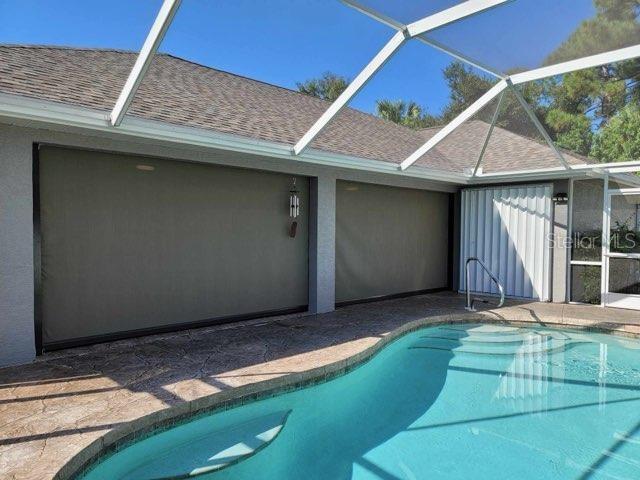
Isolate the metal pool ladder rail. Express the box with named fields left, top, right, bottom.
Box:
left=465, top=257, right=505, bottom=311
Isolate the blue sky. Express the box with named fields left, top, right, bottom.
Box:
left=0, top=0, right=596, bottom=115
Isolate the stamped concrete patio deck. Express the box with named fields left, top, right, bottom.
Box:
left=1, top=292, right=639, bottom=480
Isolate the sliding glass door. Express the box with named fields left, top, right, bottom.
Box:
left=603, top=188, right=640, bottom=309
left=568, top=179, right=603, bottom=304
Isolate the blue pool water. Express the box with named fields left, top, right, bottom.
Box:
left=80, top=324, right=640, bottom=479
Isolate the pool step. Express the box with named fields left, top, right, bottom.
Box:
left=410, top=337, right=589, bottom=356
left=420, top=332, right=566, bottom=345
left=440, top=325, right=524, bottom=335
left=121, top=410, right=291, bottom=479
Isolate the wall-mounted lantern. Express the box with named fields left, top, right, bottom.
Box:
left=289, top=178, right=300, bottom=238
left=552, top=192, right=568, bottom=204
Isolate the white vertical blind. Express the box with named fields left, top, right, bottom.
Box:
left=460, top=184, right=552, bottom=300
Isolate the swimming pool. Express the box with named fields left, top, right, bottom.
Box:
left=78, top=324, right=640, bottom=479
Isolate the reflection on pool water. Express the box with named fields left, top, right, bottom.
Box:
left=80, top=324, right=640, bottom=479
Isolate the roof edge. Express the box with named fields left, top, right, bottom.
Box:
left=0, top=43, right=421, bottom=134
left=0, top=91, right=468, bottom=185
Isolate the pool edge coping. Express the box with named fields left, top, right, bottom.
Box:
left=56, top=312, right=640, bottom=480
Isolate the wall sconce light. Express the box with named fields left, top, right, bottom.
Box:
left=552, top=192, right=568, bottom=203
left=289, top=178, right=300, bottom=238
left=136, top=164, right=155, bottom=171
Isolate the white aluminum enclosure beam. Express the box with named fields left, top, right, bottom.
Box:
left=607, top=165, right=640, bottom=173
left=472, top=90, right=504, bottom=177
left=341, top=0, right=504, bottom=78
left=400, top=79, right=508, bottom=170
left=294, top=0, right=510, bottom=156
left=607, top=172, right=640, bottom=188
left=340, top=0, right=405, bottom=30
left=293, top=30, right=407, bottom=155
left=415, top=36, right=504, bottom=78
left=340, top=0, right=511, bottom=42
left=109, top=0, right=181, bottom=127
left=601, top=174, right=610, bottom=308
left=507, top=82, right=571, bottom=170
left=405, top=0, right=511, bottom=37
left=510, top=44, right=640, bottom=85
left=472, top=159, right=640, bottom=179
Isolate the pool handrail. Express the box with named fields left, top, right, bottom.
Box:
left=464, top=257, right=505, bottom=311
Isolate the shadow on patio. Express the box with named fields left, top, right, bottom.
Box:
left=0, top=292, right=638, bottom=479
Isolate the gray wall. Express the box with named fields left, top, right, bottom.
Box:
left=0, top=131, right=34, bottom=364
left=552, top=180, right=569, bottom=303
left=0, top=123, right=456, bottom=366
left=39, top=146, right=309, bottom=345
left=309, top=175, right=336, bottom=313
left=335, top=181, right=450, bottom=303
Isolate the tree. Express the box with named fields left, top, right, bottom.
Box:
left=296, top=72, right=349, bottom=102
left=591, top=104, right=640, bottom=161
left=439, top=62, right=494, bottom=122
left=539, top=0, right=640, bottom=159
left=544, top=0, right=640, bottom=66
left=374, top=62, right=501, bottom=130
left=294, top=0, right=640, bottom=155
left=375, top=99, right=439, bottom=129
left=545, top=109, right=594, bottom=155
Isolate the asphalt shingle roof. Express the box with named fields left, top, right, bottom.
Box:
left=0, top=45, right=588, bottom=173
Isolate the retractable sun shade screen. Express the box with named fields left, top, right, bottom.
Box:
left=335, top=181, right=450, bottom=303
left=38, top=146, right=309, bottom=347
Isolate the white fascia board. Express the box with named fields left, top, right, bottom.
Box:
left=293, top=30, right=407, bottom=156
left=469, top=168, right=578, bottom=183
left=606, top=165, right=640, bottom=173
left=510, top=44, right=640, bottom=85
left=406, top=0, right=511, bottom=37
left=400, top=79, right=508, bottom=170
left=547, top=160, right=640, bottom=173
left=109, top=0, right=181, bottom=127
left=0, top=92, right=468, bottom=185
left=470, top=160, right=640, bottom=183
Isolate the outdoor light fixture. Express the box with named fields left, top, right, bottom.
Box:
left=552, top=192, right=568, bottom=203
left=136, top=164, right=155, bottom=171
left=289, top=178, right=300, bottom=238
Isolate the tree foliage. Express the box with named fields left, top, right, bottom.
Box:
left=439, top=62, right=494, bottom=122
left=375, top=99, right=439, bottom=129
left=544, top=0, right=640, bottom=66
left=540, top=0, right=640, bottom=160
left=296, top=72, right=349, bottom=102
left=297, top=1, right=640, bottom=163
left=591, top=103, right=640, bottom=160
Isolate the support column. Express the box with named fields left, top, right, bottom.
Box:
left=0, top=126, right=35, bottom=366
left=309, top=174, right=336, bottom=314
left=552, top=180, right=569, bottom=303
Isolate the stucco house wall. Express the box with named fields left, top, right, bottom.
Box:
left=0, top=122, right=456, bottom=366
